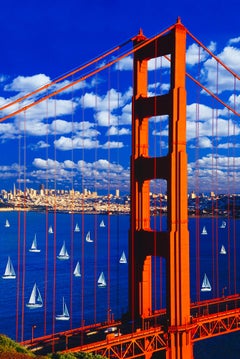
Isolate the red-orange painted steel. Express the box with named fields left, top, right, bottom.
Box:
left=130, top=19, right=193, bottom=358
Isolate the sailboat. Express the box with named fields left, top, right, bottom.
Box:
left=5, top=219, right=10, bottom=228
left=97, top=272, right=106, bottom=287
left=73, top=261, right=81, bottom=277
left=74, top=223, right=80, bottom=232
left=57, top=241, right=70, bottom=260
left=201, top=273, right=212, bottom=292
left=220, top=245, right=227, bottom=255
left=119, top=251, right=127, bottom=264
left=201, top=226, right=207, bottom=235
left=26, top=283, right=43, bottom=308
left=86, top=231, right=93, bottom=243
left=2, top=256, right=16, bottom=279
left=48, top=225, right=53, bottom=234
left=100, top=220, right=105, bottom=228
left=55, top=297, right=70, bottom=321
left=220, top=220, right=227, bottom=229
left=29, top=234, right=41, bottom=253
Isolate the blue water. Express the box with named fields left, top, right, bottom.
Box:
left=0, top=211, right=239, bottom=357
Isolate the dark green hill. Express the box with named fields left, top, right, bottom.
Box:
left=0, top=335, right=106, bottom=359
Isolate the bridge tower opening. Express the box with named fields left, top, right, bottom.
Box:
left=129, top=19, right=193, bottom=358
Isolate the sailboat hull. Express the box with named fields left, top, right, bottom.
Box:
left=29, top=249, right=41, bottom=253
left=55, top=315, right=70, bottom=321
left=57, top=255, right=69, bottom=260
left=2, top=274, right=16, bottom=279
left=26, top=303, right=43, bottom=308
left=201, top=287, right=211, bottom=292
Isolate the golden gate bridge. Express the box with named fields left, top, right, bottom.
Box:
left=0, top=18, right=240, bottom=359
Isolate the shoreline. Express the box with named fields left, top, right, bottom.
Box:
left=0, top=206, right=236, bottom=218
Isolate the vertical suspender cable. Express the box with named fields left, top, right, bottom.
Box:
left=69, top=77, right=75, bottom=329
left=227, top=109, right=231, bottom=293
left=215, top=62, right=219, bottom=297
left=153, top=42, right=158, bottom=315
left=158, top=56, right=163, bottom=311
left=211, top=98, right=215, bottom=298
left=80, top=87, right=85, bottom=344
left=44, top=96, right=49, bottom=336
left=107, top=67, right=111, bottom=323
left=21, top=111, right=27, bottom=341
left=116, top=59, right=120, bottom=317
left=51, top=98, right=57, bottom=352
left=195, top=45, right=201, bottom=303
left=93, top=71, right=98, bottom=324
left=232, top=77, right=237, bottom=294
left=16, top=107, right=22, bottom=341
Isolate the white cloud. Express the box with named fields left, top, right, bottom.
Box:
left=64, top=160, right=75, bottom=169
left=148, top=56, right=170, bottom=70
left=106, top=126, right=131, bottom=136
left=115, top=56, right=133, bottom=70
left=198, top=137, right=212, bottom=148
left=0, top=122, right=18, bottom=139
left=102, top=141, right=124, bottom=149
left=95, top=111, right=118, bottom=127
left=188, top=153, right=240, bottom=193
left=30, top=157, right=130, bottom=190
left=200, top=45, right=240, bottom=94
left=186, top=41, right=216, bottom=66
left=54, top=136, right=100, bottom=150
left=228, top=37, right=240, bottom=45
left=4, top=74, right=51, bottom=93
left=30, top=140, right=50, bottom=150
left=32, top=158, right=62, bottom=170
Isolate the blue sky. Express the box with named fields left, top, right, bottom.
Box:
left=0, top=0, right=239, bottom=195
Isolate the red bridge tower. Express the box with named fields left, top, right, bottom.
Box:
left=129, top=19, right=193, bottom=358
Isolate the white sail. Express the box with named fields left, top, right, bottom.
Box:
left=57, top=241, right=70, bottom=260
left=5, top=219, right=10, bottom=228
left=98, top=271, right=106, bottom=287
left=73, top=261, right=81, bottom=277
left=29, top=234, right=41, bottom=253
left=48, top=225, right=53, bottom=234
left=119, top=251, right=127, bottom=264
left=201, top=273, right=212, bottom=292
left=201, top=226, right=207, bottom=235
left=56, top=297, right=70, bottom=321
left=26, top=283, right=43, bottom=308
left=2, top=256, right=16, bottom=279
left=220, top=220, right=227, bottom=229
left=220, top=245, right=227, bottom=255
left=86, top=231, right=93, bottom=243
left=100, top=220, right=105, bottom=228
left=74, top=223, right=80, bottom=232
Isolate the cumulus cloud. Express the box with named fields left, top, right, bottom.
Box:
left=0, top=122, right=18, bottom=139
left=102, top=141, right=124, bottom=149
left=4, top=74, right=51, bottom=93
left=106, top=126, right=131, bottom=136
left=32, top=158, right=62, bottom=170
left=54, top=136, right=100, bottom=150
left=228, top=37, right=240, bottom=45
left=186, top=41, right=216, bottom=66
left=30, top=140, right=50, bottom=150
left=30, top=157, right=130, bottom=191
left=199, top=46, right=240, bottom=94
left=188, top=153, right=240, bottom=193
left=116, top=56, right=133, bottom=71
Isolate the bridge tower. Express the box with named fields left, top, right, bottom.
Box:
left=129, top=19, right=193, bottom=358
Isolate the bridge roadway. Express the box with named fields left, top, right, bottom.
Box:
left=23, top=294, right=240, bottom=357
